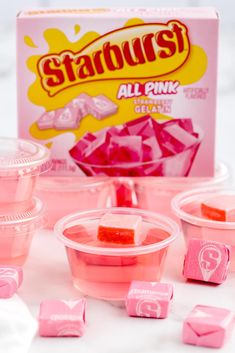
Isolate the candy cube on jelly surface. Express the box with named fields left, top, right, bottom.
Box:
left=201, top=195, right=235, bottom=222
left=0, top=265, right=23, bottom=298
left=39, top=298, right=86, bottom=337
left=54, top=107, right=80, bottom=130
left=67, top=93, right=89, bottom=118
left=183, top=305, right=235, bottom=348
left=89, top=95, right=118, bottom=120
left=37, top=110, right=56, bottom=130
left=160, top=124, right=198, bottom=154
left=109, top=135, right=143, bottom=163
left=98, top=213, right=142, bottom=244
left=183, top=238, right=230, bottom=284
left=126, top=281, right=173, bottom=318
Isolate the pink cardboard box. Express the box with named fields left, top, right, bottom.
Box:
left=17, top=8, right=218, bottom=177
left=183, top=238, right=230, bottom=284
left=183, top=305, right=235, bottom=348
left=126, top=281, right=173, bottom=318
left=0, top=265, right=23, bottom=298
left=39, top=298, right=86, bottom=337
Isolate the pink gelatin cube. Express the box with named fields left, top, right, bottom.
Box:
left=143, top=136, right=163, bottom=161
left=98, top=213, right=142, bottom=245
left=83, top=131, right=109, bottom=164
left=183, top=305, right=235, bottom=348
left=162, top=118, right=194, bottom=134
left=126, top=281, right=173, bottom=318
left=160, top=124, right=198, bottom=154
left=89, top=95, right=118, bottom=120
left=201, top=195, right=235, bottom=222
left=0, top=265, right=23, bottom=298
left=67, top=93, right=90, bottom=118
left=109, top=135, right=143, bottom=163
left=39, top=298, right=86, bottom=337
left=183, top=238, right=230, bottom=284
left=37, top=110, right=56, bottom=130
left=54, top=106, right=80, bottom=130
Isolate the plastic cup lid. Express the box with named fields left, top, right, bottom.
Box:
left=55, top=207, right=179, bottom=256
left=36, top=176, right=110, bottom=191
left=171, top=188, right=235, bottom=230
left=0, top=197, right=44, bottom=233
left=134, top=162, right=229, bottom=189
left=0, top=138, right=51, bottom=177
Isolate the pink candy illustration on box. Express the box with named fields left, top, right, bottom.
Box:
left=69, top=114, right=202, bottom=177
left=37, top=93, right=118, bottom=130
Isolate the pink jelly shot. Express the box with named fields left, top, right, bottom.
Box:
left=172, top=188, right=235, bottom=271
left=0, top=197, right=44, bottom=265
left=134, top=162, right=229, bottom=222
left=36, top=177, right=111, bottom=229
left=55, top=207, right=179, bottom=301
left=0, top=138, right=50, bottom=213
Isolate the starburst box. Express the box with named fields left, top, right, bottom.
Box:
left=17, top=8, right=218, bottom=177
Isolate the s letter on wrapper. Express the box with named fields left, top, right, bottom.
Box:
left=183, top=305, right=235, bottom=348
left=126, top=281, right=173, bottom=319
left=183, top=238, right=230, bottom=284
left=39, top=298, right=86, bottom=337
left=98, top=213, right=142, bottom=245
left=0, top=265, right=23, bottom=298
left=201, top=194, right=235, bottom=222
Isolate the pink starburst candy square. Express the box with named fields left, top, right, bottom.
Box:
left=183, top=305, right=235, bottom=348
left=54, top=106, right=80, bottom=130
left=201, top=194, right=235, bottom=222
left=183, top=238, right=230, bottom=284
left=98, top=213, right=142, bottom=245
left=88, top=95, right=118, bottom=120
left=0, top=265, right=23, bottom=298
left=37, top=110, right=56, bottom=130
left=160, top=124, right=198, bottom=154
left=126, top=281, right=173, bottom=319
left=39, top=298, right=86, bottom=337
left=67, top=93, right=89, bottom=118
left=109, top=135, right=143, bottom=163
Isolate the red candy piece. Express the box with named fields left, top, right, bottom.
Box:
left=98, top=213, right=142, bottom=245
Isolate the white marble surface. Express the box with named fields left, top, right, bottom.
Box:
left=1, top=26, right=235, bottom=353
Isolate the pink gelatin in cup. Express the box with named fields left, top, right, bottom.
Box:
left=36, top=177, right=112, bottom=229
left=55, top=208, right=179, bottom=300
left=134, top=162, right=230, bottom=221
left=172, top=188, right=235, bottom=271
left=0, top=138, right=50, bottom=213
left=0, top=197, right=44, bottom=265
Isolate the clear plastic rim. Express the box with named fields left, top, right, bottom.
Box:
left=36, top=176, right=111, bottom=191
left=71, top=127, right=203, bottom=170
left=55, top=207, right=180, bottom=256
left=0, top=138, right=51, bottom=176
left=171, top=187, right=235, bottom=230
left=134, top=162, right=229, bottom=189
left=0, top=197, right=44, bottom=227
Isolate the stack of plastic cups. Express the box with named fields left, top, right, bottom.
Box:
left=0, top=138, right=51, bottom=265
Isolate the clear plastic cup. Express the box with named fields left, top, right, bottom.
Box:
left=36, top=177, right=112, bottom=229
left=134, top=162, right=230, bottom=221
left=171, top=188, right=235, bottom=271
left=55, top=207, right=179, bottom=300
left=0, top=197, right=44, bottom=265
left=0, top=138, right=50, bottom=213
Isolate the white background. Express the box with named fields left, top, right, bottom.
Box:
left=1, top=1, right=235, bottom=353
